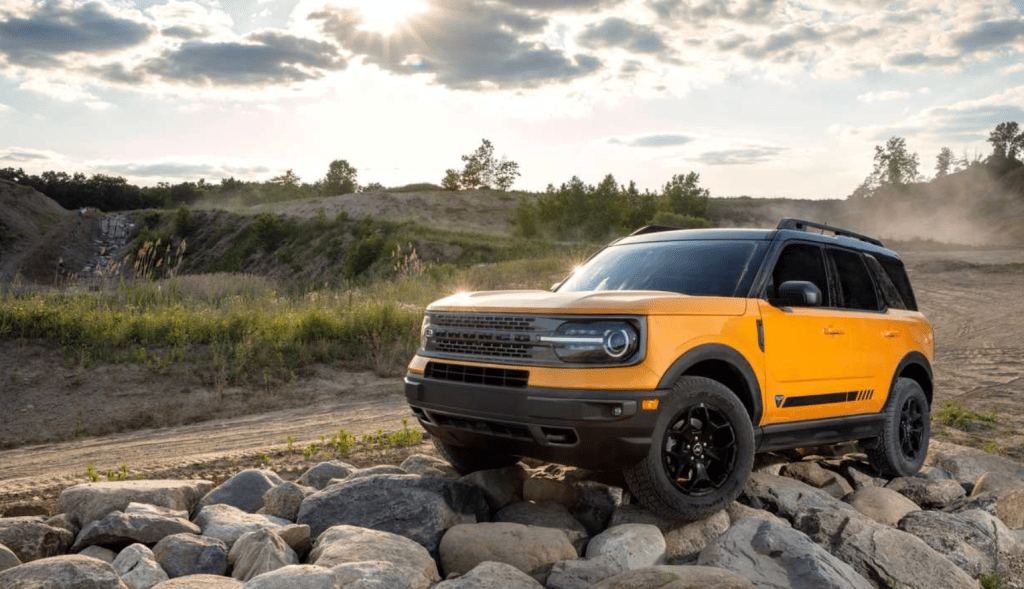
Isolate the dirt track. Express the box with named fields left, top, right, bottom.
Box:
left=2, top=246, right=1023, bottom=508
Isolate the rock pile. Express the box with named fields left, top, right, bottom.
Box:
left=2, top=439, right=1024, bottom=588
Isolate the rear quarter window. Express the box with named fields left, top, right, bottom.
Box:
left=876, top=255, right=918, bottom=311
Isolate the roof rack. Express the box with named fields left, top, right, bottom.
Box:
left=777, top=218, right=883, bottom=247
left=628, top=225, right=680, bottom=237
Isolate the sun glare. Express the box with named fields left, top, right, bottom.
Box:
left=349, top=0, right=427, bottom=35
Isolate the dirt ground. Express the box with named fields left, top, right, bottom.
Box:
left=2, top=245, right=1024, bottom=515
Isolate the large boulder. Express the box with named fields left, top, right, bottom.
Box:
left=460, top=464, right=528, bottom=511
left=0, top=554, right=129, bottom=589
left=495, top=502, right=589, bottom=554
left=296, top=474, right=488, bottom=551
left=698, top=517, right=872, bottom=589
left=400, top=454, right=460, bottom=478
left=193, top=504, right=289, bottom=549
left=297, top=461, right=357, bottom=490
left=111, top=544, right=168, bottom=589
left=592, top=565, right=755, bottom=589
left=741, top=472, right=858, bottom=522
left=586, top=524, right=666, bottom=571
left=844, top=486, right=920, bottom=526
left=779, top=462, right=854, bottom=499
left=330, top=560, right=416, bottom=588
left=794, top=508, right=981, bottom=589
left=572, top=482, right=624, bottom=537
left=898, top=509, right=1024, bottom=580
left=57, top=480, right=213, bottom=527
left=0, top=543, right=21, bottom=573
left=309, top=525, right=439, bottom=589
left=198, top=470, right=283, bottom=514
left=242, top=565, right=339, bottom=589
left=72, top=503, right=201, bottom=552
left=663, top=511, right=731, bottom=562
left=434, top=561, right=544, bottom=589
left=151, top=575, right=241, bottom=588
left=546, top=556, right=625, bottom=589
left=79, top=546, right=117, bottom=563
left=439, top=523, right=578, bottom=582
left=273, top=524, right=312, bottom=559
left=227, top=528, right=298, bottom=582
left=347, top=465, right=408, bottom=480
left=260, top=482, right=308, bottom=522
left=0, top=517, right=73, bottom=562
left=926, top=440, right=1024, bottom=483
left=886, top=477, right=966, bottom=509
left=726, top=502, right=790, bottom=527
left=152, top=533, right=229, bottom=578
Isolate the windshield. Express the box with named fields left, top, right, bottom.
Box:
left=558, top=240, right=761, bottom=297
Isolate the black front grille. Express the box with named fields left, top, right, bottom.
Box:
left=433, top=339, right=532, bottom=359
left=433, top=314, right=536, bottom=331
left=425, top=361, right=529, bottom=388
left=430, top=413, right=533, bottom=440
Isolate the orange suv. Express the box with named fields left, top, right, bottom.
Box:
left=404, top=219, right=934, bottom=520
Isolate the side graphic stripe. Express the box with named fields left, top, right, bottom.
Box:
left=781, top=389, right=875, bottom=408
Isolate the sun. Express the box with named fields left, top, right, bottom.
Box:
left=347, top=0, right=427, bottom=36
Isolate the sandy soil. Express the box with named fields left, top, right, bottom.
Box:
left=2, top=245, right=1023, bottom=515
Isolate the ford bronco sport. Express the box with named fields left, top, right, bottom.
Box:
left=404, top=219, right=934, bottom=520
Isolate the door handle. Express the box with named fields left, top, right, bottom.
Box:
left=823, top=327, right=845, bottom=336
left=883, top=331, right=900, bottom=338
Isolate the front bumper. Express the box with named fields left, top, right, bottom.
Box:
left=404, top=373, right=668, bottom=470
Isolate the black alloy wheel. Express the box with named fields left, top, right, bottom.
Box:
left=866, top=377, right=930, bottom=477
left=662, top=403, right=738, bottom=496
left=899, top=395, right=926, bottom=460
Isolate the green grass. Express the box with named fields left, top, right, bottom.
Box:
left=933, top=401, right=998, bottom=432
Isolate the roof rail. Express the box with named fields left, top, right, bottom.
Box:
left=777, top=218, right=884, bottom=247
left=628, top=225, right=680, bottom=237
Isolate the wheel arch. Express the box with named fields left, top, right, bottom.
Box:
left=657, top=344, right=763, bottom=425
left=889, top=351, right=934, bottom=407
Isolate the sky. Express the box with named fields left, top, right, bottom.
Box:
left=0, top=0, right=1023, bottom=199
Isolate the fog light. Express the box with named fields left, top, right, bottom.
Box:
left=612, top=406, right=623, bottom=417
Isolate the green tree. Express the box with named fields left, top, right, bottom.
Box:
left=441, top=169, right=461, bottom=191
left=622, top=180, right=658, bottom=229
left=872, top=137, right=920, bottom=186
left=935, top=147, right=954, bottom=178
left=173, top=202, right=194, bottom=237
left=661, top=172, right=709, bottom=217
left=271, top=169, right=300, bottom=187
left=988, top=121, right=1023, bottom=160
left=323, top=160, right=358, bottom=194
left=456, top=139, right=520, bottom=191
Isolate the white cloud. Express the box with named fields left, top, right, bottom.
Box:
left=857, top=90, right=911, bottom=102
left=1000, top=63, right=1024, bottom=74
left=0, top=103, right=9, bottom=112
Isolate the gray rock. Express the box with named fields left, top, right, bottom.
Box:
left=260, top=482, right=308, bottom=522
left=273, top=524, right=312, bottom=559
left=927, top=440, right=1024, bottom=483
left=439, top=523, right=578, bottom=583
left=0, top=543, right=21, bottom=573
left=309, top=524, right=439, bottom=589
left=917, top=466, right=956, bottom=480
left=71, top=503, right=201, bottom=552
left=698, top=517, right=872, bottom=589
left=193, top=504, right=289, bottom=549
left=435, top=561, right=544, bottom=588
left=845, top=486, right=920, bottom=526
left=44, top=513, right=79, bottom=537
left=592, top=565, right=755, bottom=589
left=586, top=524, right=665, bottom=571
left=0, top=555, right=129, bottom=589
left=228, top=528, right=298, bottom=582
left=242, top=565, right=339, bottom=589
left=663, top=511, right=731, bottom=562
left=460, top=464, right=527, bottom=511
left=608, top=505, right=669, bottom=531
left=331, top=560, right=415, bottom=588
left=572, top=482, right=623, bottom=537
left=495, top=502, right=588, bottom=554
left=400, top=454, right=460, bottom=478
left=522, top=476, right=579, bottom=510
left=348, top=465, right=408, bottom=479
left=297, top=461, right=357, bottom=490
left=725, top=501, right=790, bottom=527
left=546, top=555, right=623, bottom=589
left=780, top=462, right=854, bottom=498
left=296, top=474, right=488, bottom=551
left=198, top=470, right=283, bottom=514
left=741, top=472, right=858, bottom=522
left=112, top=544, right=169, bottom=589
left=838, top=461, right=885, bottom=490
left=57, top=480, right=214, bottom=527
left=993, top=490, right=1024, bottom=529
left=79, top=546, right=117, bottom=563
left=151, top=575, right=242, bottom=589
left=886, top=477, right=966, bottom=508
left=0, top=516, right=74, bottom=562
left=793, top=508, right=981, bottom=589
left=898, top=509, right=1024, bottom=580
left=152, top=533, right=229, bottom=578
left=971, top=472, right=1024, bottom=497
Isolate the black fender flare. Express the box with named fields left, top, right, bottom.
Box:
left=886, top=351, right=934, bottom=407
left=657, top=344, right=764, bottom=425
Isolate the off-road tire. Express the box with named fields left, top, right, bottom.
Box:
left=624, top=376, right=755, bottom=522
left=432, top=436, right=519, bottom=475
left=866, top=377, right=930, bottom=477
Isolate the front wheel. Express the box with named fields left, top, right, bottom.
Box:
left=866, top=378, right=930, bottom=477
left=624, top=376, right=755, bottom=522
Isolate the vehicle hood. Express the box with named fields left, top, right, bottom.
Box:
left=427, top=290, right=748, bottom=316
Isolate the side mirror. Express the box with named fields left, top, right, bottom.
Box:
left=775, top=281, right=822, bottom=307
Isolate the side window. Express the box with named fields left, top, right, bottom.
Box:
left=864, top=254, right=907, bottom=310
left=877, top=255, right=918, bottom=311
left=829, top=249, right=880, bottom=311
left=770, top=243, right=829, bottom=305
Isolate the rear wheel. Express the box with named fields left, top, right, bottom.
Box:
left=624, top=376, right=754, bottom=522
left=866, top=378, right=930, bottom=477
left=432, top=436, right=519, bottom=474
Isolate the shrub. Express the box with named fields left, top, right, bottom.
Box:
left=511, top=197, right=539, bottom=237
left=322, top=160, right=358, bottom=195
left=441, top=170, right=461, bottom=191
left=933, top=401, right=997, bottom=431
left=254, top=213, right=286, bottom=252
left=344, top=233, right=386, bottom=278
left=174, top=203, right=194, bottom=237
left=649, top=211, right=713, bottom=229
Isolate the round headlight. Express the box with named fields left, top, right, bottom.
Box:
left=542, top=321, right=640, bottom=364
left=603, top=328, right=636, bottom=359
